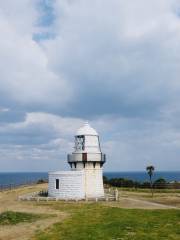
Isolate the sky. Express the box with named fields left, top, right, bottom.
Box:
left=0, top=0, right=180, bottom=172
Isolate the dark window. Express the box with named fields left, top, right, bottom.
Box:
left=83, top=153, right=87, bottom=161
left=56, top=179, right=59, bottom=189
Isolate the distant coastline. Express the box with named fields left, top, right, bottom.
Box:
left=0, top=171, right=179, bottom=187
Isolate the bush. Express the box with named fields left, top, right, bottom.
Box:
left=39, top=190, right=48, bottom=197
left=153, top=178, right=167, bottom=189
left=140, top=181, right=150, bottom=188
left=103, top=176, right=109, bottom=184
left=105, top=177, right=138, bottom=188
left=37, top=178, right=47, bottom=184
left=103, top=176, right=172, bottom=189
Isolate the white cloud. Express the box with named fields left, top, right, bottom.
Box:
left=1, top=111, right=180, bottom=171
left=0, top=1, right=180, bottom=171
left=4, top=112, right=83, bottom=136
left=0, top=112, right=84, bottom=171
left=0, top=0, right=37, bottom=35
left=40, top=0, right=180, bottom=118
left=0, top=0, right=71, bottom=108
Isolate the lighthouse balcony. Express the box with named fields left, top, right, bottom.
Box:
left=67, top=153, right=106, bottom=163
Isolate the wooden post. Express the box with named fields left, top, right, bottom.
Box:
left=115, top=188, right=119, bottom=201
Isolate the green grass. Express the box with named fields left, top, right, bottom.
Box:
left=35, top=203, right=180, bottom=240
left=0, top=211, right=46, bottom=225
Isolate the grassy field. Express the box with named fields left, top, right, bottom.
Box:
left=34, top=202, right=180, bottom=240
left=0, top=184, right=180, bottom=240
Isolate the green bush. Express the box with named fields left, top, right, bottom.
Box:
left=37, top=179, right=47, bottom=184
left=153, top=178, right=167, bottom=189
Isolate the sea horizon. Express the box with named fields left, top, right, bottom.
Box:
left=0, top=171, right=179, bottom=187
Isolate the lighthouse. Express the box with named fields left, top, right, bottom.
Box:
left=68, top=122, right=106, bottom=198
left=48, top=122, right=106, bottom=199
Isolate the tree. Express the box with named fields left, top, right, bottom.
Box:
left=146, top=165, right=155, bottom=196
left=103, top=176, right=109, bottom=185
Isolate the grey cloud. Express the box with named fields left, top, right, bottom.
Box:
left=0, top=109, right=25, bottom=123
left=0, top=0, right=180, bottom=171
left=40, top=0, right=180, bottom=119
left=0, top=112, right=81, bottom=171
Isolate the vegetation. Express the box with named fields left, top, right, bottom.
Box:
left=104, top=176, right=170, bottom=188
left=39, top=190, right=48, bottom=197
left=34, top=203, right=180, bottom=240
left=103, top=175, right=180, bottom=194
left=0, top=184, right=180, bottom=239
left=153, top=178, right=167, bottom=189
left=37, top=178, right=48, bottom=184
left=146, top=165, right=155, bottom=196
left=0, top=211, right=45, bottom=225
left=104, top=176, right=140, bottom=188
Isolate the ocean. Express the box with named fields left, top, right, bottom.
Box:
left=0, top=171, right=179, bottom=187
left=0, top=172, right=48, bottom=187
left=105, top=171, right=180, bottom=182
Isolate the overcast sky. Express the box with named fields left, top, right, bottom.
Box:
left=0, top=0, right=180, bottom=172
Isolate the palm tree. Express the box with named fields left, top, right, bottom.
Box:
left=146, top=165, right=155, bottom=197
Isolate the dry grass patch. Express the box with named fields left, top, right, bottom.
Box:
left=0, top=184, right=68, bottom=240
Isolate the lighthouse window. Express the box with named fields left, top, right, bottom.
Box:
left=75, top=135, right=85, bottom=150
left=56, top=179, right=59, bottom=189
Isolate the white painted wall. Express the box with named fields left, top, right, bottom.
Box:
left=84, top=167, right=104, bottom=198
left=48, top=171, right=85, bottom=199
left=48, top=168, right=104, bottom=199
left=84, top=135, right=100, bottom=153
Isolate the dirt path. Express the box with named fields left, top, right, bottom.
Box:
left=120, top=197, right=178, bottom=209
left=105, top=190, right=180, bottom=209
left=104, top=197, right=179, bottom=209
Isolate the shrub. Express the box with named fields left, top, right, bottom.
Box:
left=37, top=178, right=47, bottom=184
left=153, top=178, right=167, bottom=189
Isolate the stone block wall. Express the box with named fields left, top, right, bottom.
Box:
left=48, top=171, right=85, bottom=199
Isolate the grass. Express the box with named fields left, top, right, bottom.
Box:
left=114, top=187, right=180, bottom=193
left=34, top=203, right=180, bottom=240
left=0, top=211, right=48, bottom=225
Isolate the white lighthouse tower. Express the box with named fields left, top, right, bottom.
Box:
left=48, top=122, right=106, bottom=199
left=68, top=122, right=106, bottom=198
